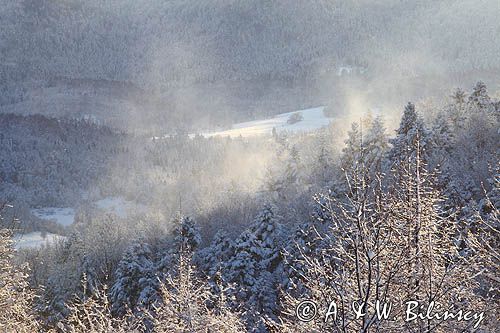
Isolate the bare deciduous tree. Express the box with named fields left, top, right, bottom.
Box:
left=275, top=134, right=497, bottom=332
left=0, top=204, right=39, bottom=332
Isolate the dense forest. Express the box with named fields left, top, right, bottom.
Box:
left=3, top=1, right=500, bottom=85
left=1, top=82, right=498, bottom=332
left=2, top=1, right=500, bottom=130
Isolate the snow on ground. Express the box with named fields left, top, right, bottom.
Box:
left=199, top=106, right=331, bottom=138
left=13, top=232, right=66, bottom=250
left=32, top=207, right=75, bottom=226
left=31, top=197, right=147, bottom=227
left=21, top=197, right=146, bottom=249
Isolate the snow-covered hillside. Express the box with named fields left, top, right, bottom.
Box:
left=201, top=106, right=331, bottom=138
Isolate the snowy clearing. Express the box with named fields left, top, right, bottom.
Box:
left=31, top=197, right=146, bottom=228
left=199, top=106, right=331, bottom=138
left=20, top=198, right=146, bottom=249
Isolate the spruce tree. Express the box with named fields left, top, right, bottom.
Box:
left=468, top=81, right=491, bottom=110
left=387, top=102, right=431, bottom=182
left=109, top=242, right=159, bottom=315
left=224, top=204, right=283, bottom=328
left=173, top=215, right=202, bottom=254
left=196, top=230, right=234, bottom=277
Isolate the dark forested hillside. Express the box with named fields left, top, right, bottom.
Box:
left=3, top=0, right=500, bottom=85
left=2, top=0, right=500, bottom=130
left=0, top=114, right=127, bottom=207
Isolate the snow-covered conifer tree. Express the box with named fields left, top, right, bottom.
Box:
left=468, top=81, right=491, bottom=110
left=109, top=242, right=159, bottom=315
left=196, top=230, right=234, bottom=277
left=80, top=254, right=99, bottom=297
left=173, top=215, right=202, bottom=254
left=387, top=102, right=431, bottom=186
left=224, top=204, right=283, bottom=329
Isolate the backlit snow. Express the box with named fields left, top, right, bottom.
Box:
left=200, top=106, right=331, bottom=138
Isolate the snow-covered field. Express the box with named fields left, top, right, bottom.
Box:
left=32, top=207, right=75, bottom=226
left=13, top=232, right=66, bottom=250
left=31, top=197, right=146, bottom=228
left=23, top=197, right=147, bottom=249
left=200, top=106, right=331, bottom=138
